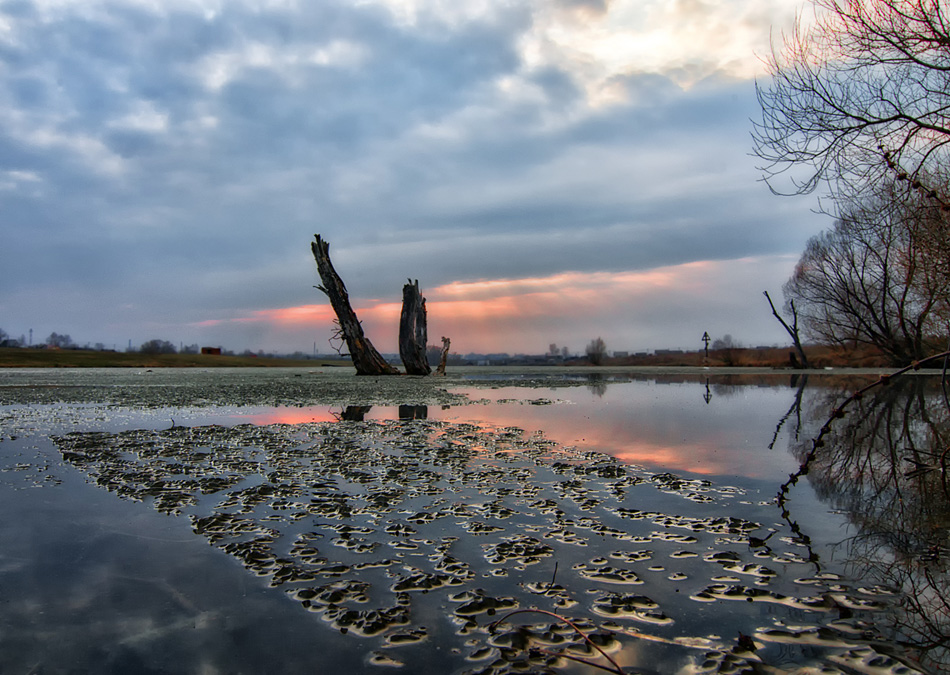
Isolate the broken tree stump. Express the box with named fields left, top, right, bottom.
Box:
left=311, top=235, right=399, bottom=376
left=399, top=279, right=431, bottom=376
left=435, top=336, right=450, bottom=376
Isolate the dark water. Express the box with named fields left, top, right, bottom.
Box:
left=1, top=369, right=947, bottom=674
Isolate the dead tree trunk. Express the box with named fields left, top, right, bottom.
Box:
left=435, top=336, right=450, bottom=376
left=399, top=279, right=431, bottom=375
left=311, top=235, right=399, bottom=376
left=763, top=290, right=809, bottom=369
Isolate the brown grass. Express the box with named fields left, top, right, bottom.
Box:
left=595, top=345, right=903, bottom=369
left=0, top=348, right=345, bottom=368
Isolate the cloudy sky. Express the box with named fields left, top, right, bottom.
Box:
left=0, top=0, right=827, bottom=356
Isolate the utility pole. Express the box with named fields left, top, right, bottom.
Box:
left=702, top=331, right=711, bottom=360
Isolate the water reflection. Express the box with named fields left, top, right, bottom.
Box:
left=239, top=373, right=950, bottom=670
left=341, top=405, right=373, bottom=422
left=5, top=371, right=949, bottom=673
left=768, top=375, right=806, bottom=450
left=398, top=404, right=428, bottom=420
left=241, top=381, right=810, bottom=480
left=785, top=377, right=950, bottom=670
left=586, top=374, right=608, bottom=398
left=49, top=419, right=811, bottom=673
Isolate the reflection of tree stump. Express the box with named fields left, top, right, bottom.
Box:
left=398, top=405, right=428, bottom=420
left=341, top=405, right=373, bottom=421
left=311, top=235, right=399, bottom=376
left=399, top=279, right=431, bottom=376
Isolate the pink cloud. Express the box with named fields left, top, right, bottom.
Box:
left=187, top=256, right=797, bottom=354
left=191, top=304, right=336, bottom=328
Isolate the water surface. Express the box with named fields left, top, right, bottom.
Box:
left=1, top=368, right=945, bottom=674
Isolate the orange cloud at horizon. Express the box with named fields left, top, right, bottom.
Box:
left=430, top=268, right=681, bottom=302
left=192, top=304, right=337, bottom=328
left=188, top=256, right=794, bottom=354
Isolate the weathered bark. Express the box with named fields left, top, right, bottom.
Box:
left=311, top=235, right=399, bottom=376
left=399, top=279, right=431, bottom=375
left=435, top=336, right=450, bottom=376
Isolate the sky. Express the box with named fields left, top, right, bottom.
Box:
left=0, top=0, right=829, bottom=356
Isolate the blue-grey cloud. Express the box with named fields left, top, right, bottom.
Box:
left=0, top=0, right=822, bottom=351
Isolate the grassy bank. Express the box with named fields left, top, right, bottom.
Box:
left=600, top=344, right=901, bottom=369
left=0, top=348, right=346, bottom=369
left=0, top=344, right=920, bottom=369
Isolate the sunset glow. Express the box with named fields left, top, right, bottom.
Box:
left=184, top=254, right=799, bottom=354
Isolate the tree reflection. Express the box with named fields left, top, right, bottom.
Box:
left=788, top=377, right=950, bottom=669
left=398, top=404, right=428, bottom=420
left=769, top=375, right=806, bottom=449
left=339, top=405, right=372, bottom=421
left=586, top=374, right=607, bottom=398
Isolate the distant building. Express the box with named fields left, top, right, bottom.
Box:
left=613, top=351, right=629, bottom=358
left=201, top=347, right=222, bottom=355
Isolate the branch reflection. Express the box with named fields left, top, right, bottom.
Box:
left=787, top=377, right=950, bottom=669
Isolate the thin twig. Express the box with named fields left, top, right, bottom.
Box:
left=941, top=337, right=950, bottom=412
left=530, top=646, right=627, bottom=674
left=488, top=608, right=625, bottom=675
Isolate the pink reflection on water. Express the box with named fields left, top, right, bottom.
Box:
left=241, top=408, right=340, bottom=424
left=431, top=384, right=802, bottom=481
left=234, top=381, right=802, bottom=481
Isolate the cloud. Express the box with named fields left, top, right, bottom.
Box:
left=193, top=254, right=803, bottom=355
left=0, top=0, right=823, bottom=354
left=519, top=0, right=801, bottom=100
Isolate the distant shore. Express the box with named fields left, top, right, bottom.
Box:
left=0, top=346, right=929, bottom=374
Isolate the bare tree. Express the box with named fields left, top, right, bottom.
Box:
left=140, top=339, right=177, bottom=354
left=711, top=334, right=737, bottom=351
left=754, top=0, right=950, bottom=197
left=585, top=337, right=607, bottom=365
left=711, top=334, right=742, bottom=366
left=783, top=183, right=949, bottom=364
left=46, top=332, right=73, bottom=348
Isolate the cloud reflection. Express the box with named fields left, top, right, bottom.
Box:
left=237, top=380, right=804, bottom=480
